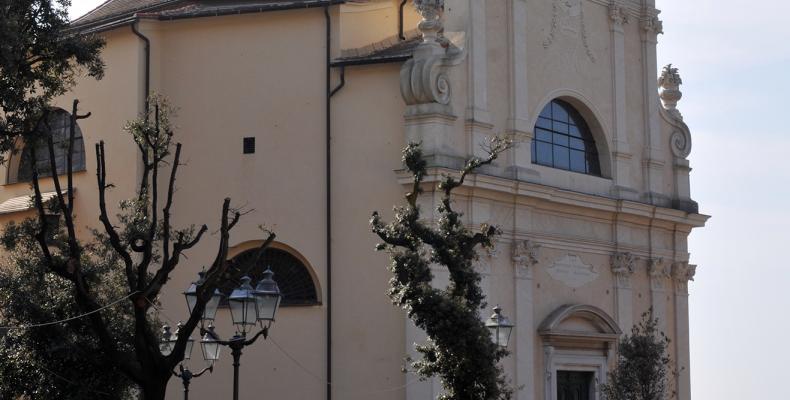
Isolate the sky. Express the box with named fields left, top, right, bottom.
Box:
left=66, top=1, right=790, bottom=399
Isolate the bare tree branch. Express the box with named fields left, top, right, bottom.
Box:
left=95, top=141, right=135, bottom=289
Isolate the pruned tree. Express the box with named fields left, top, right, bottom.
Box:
left=371, top=138, right=514, bottom=400
left=0, top=0, right=105, bottom=153
left=0, top=96, right=275, bottom=400
left=601, top=312, right=673, bottom=400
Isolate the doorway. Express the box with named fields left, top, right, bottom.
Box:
left=557, top=371, right=593, bottom=400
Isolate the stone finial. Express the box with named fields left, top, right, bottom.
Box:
left=658, top=64, right=683, bottom=119
left=413, top=0, right=445, bottom=54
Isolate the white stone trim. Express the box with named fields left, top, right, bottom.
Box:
left=544, top=349, right=610, bottom=400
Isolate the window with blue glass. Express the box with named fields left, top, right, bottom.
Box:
left=531, top=99, right=601, bottom=176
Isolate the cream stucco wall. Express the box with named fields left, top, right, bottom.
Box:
left=0, top=1, right=707, bottom=399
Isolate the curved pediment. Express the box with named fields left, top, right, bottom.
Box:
left=539, top=304, right=622, bottom=343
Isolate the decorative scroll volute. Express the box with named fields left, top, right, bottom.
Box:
left=400, top=57, right=452, bottom=106
left=400, top=0, right=452, bottom=108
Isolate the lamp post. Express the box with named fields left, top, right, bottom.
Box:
left=186, top=268, right=282, bottom=400
left=160, top=322, right=212, bottom=400
left=485, top=305, right=514, bottom=348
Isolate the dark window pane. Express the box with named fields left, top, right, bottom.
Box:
left=221, top=248, right=318, bottom=307
left=553, top=146, right=569, bottom=169
left=553, top=121, right=569, bottom=134
left=570, top=150, right=586, bottom=172
left=536, top=117, right=552, bottom=130
left=553, top=133, right=569, bottom=147
left=15, top=109, right=86, bottom=183
left=536, top=128, right=552, bottom=142
left=552, top=102, right=569, bottom=121
left=536, top=141, right=553, bottom=165
left=539, top=104, right=552, bottom=118
left=587, top=155, right=601, bottom=175
left=531, top=99, right=601, bottom=177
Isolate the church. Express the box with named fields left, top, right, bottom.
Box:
left=0, top=1, right=707, bottom=399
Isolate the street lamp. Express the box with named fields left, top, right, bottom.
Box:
left=160, top=322, right=211, bottom=400
left=228, top=276, right=258, bottom=334
left=184, top=271, right=223, bottom=322
left=485, top=305, right=514, bottom=348
left=189, top=268, right=282, bottom=400
left=254, top=268, right=281, bottom=324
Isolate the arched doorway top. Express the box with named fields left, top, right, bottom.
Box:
left=539, top=304, right=622, bottom=342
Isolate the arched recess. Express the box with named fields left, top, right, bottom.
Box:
left=531, top=89, right=613, bottom=179
left=6, top=108, right=87, bottom=184
left=539, top=304, right=622, bottom=400
left=224, top=240, right=322, bottom=307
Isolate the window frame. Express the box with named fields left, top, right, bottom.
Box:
left=531, top=99, right=602, bottom=177
left=8, top=108, right=87, bottom=185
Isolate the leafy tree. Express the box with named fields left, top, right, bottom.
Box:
left=601, top=312, right=673, bottom=400
left=0, top=213, right=136, bottom=399
left=371, top=138, right=514, bottom=400
left=0, top=0, right=104, bottom=152
left=0, top=96, right=276, bottom=400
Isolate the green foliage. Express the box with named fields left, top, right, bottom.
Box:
left=371, top=138, right=514, bottom=400
left=0, top=215, right=136, bottom=399
left=601, top=312, right=672, bottom=400
left=0, top=0, right=104, bottom=152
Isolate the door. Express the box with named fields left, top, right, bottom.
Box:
left=557, top=371, right=593, bottom=400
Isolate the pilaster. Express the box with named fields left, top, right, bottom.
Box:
left=647, top=257, right=669, bottom=331
left=640, top=7, right=665, bottom=202
left=513, top=240, right=539, bottom=400
left=611, top=252, right=635, bottom=331
left=507, top=0, right=533, bottom=177
left=465, top=0, right=494, bottom=159
left=608, top=2, right=635, bottom=198
left=672, top=261, right=696, bottom=400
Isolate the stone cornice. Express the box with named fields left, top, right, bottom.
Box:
left=396, top=167, right=710, bottom=228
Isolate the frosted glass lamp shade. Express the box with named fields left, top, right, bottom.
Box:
left=254, top=268, right=282, bottom=323
left=229, top=276, right=258, bottom=332
left=485, top=306, right=514, bottom=348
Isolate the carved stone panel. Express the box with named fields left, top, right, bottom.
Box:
left=547, top=254, right=599, bottom=288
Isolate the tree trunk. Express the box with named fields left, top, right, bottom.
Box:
left=140, top=382, right=168, bottom=400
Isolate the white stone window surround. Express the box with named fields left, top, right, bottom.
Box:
left=544, top=348, right=609, bottom=400
left=539, top=304, right=621, bottom=400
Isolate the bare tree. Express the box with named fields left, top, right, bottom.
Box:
left=16, top=96, right=274, bottom=399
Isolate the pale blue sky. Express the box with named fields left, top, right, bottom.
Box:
left=68, top=1, right=789, bottom=398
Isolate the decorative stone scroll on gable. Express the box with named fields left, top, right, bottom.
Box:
left=512, top=240, right=540, bottom=279
left=611, top=252, right=636, bottom=288
left=400, top=0, right=459, bottom=156
left=672, top=261, right=697, bottom=294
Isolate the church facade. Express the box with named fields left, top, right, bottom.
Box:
left=0, top=1, right=707, bottom=399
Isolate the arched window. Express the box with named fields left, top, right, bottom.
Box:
left=532, top=99, right=601, bottom=176
left=222, top=247, right=319, bottom=307
left=14, top=108, right=86, bottom=183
